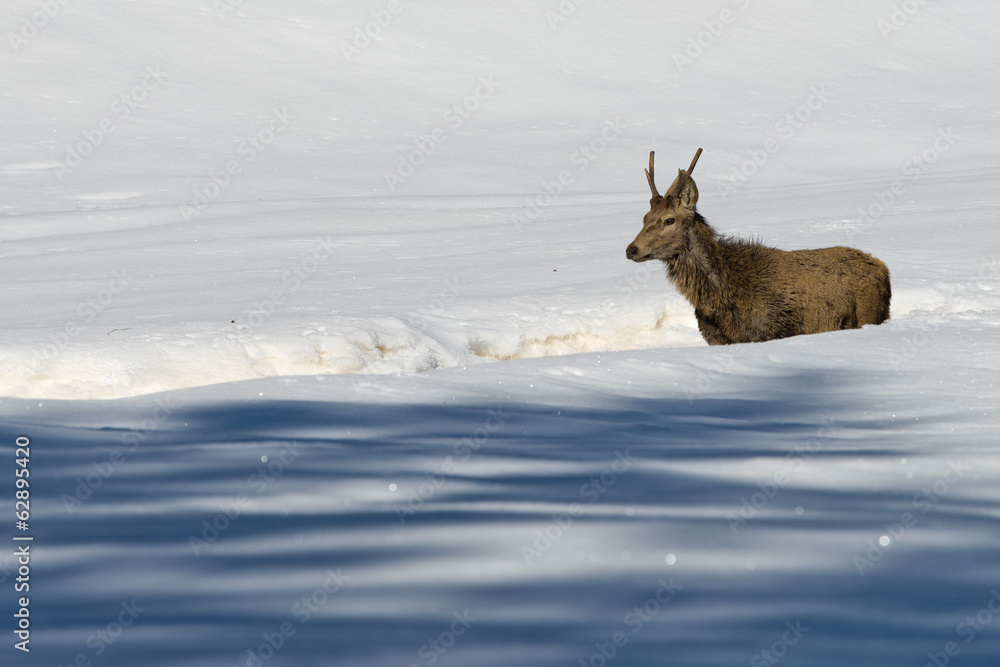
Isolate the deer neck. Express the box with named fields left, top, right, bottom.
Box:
left=665, top=214, right=723, bottom=306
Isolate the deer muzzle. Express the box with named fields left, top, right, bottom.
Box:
left=626, top=244, right=647, bottom=262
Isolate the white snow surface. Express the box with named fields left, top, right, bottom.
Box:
left=2, top=1, right=1000, bottom=665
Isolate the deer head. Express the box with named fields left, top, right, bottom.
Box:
left=626, top=148, right=702, bottom=262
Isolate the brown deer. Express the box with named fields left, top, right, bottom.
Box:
left=626, top=149, right=890, bottom=345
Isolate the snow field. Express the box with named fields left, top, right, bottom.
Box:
left=1, top=1, right=999, bottom=665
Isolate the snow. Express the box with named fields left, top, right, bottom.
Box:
left=1, top=1, right=999, bottom=665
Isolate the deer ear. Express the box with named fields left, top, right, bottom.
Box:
left=676, top=173, right=699, bottom=209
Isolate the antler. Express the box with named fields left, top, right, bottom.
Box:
left=666, top=147, right=704, bottom=198
left=647, top=148, right=702, bottom=200
left=686, top=147, right=703, bottom=175
left=645, top=151, right=659, bottom=199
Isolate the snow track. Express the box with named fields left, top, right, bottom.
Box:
left=0, top=283, right=700, bottom=399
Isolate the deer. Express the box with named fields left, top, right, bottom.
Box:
left=626, top=148, right=891, bottom=345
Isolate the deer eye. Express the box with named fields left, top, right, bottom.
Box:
left=663, top=217, right=675, bottom=226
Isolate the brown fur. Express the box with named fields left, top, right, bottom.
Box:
left=626, top=150, right=890, bottom=345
